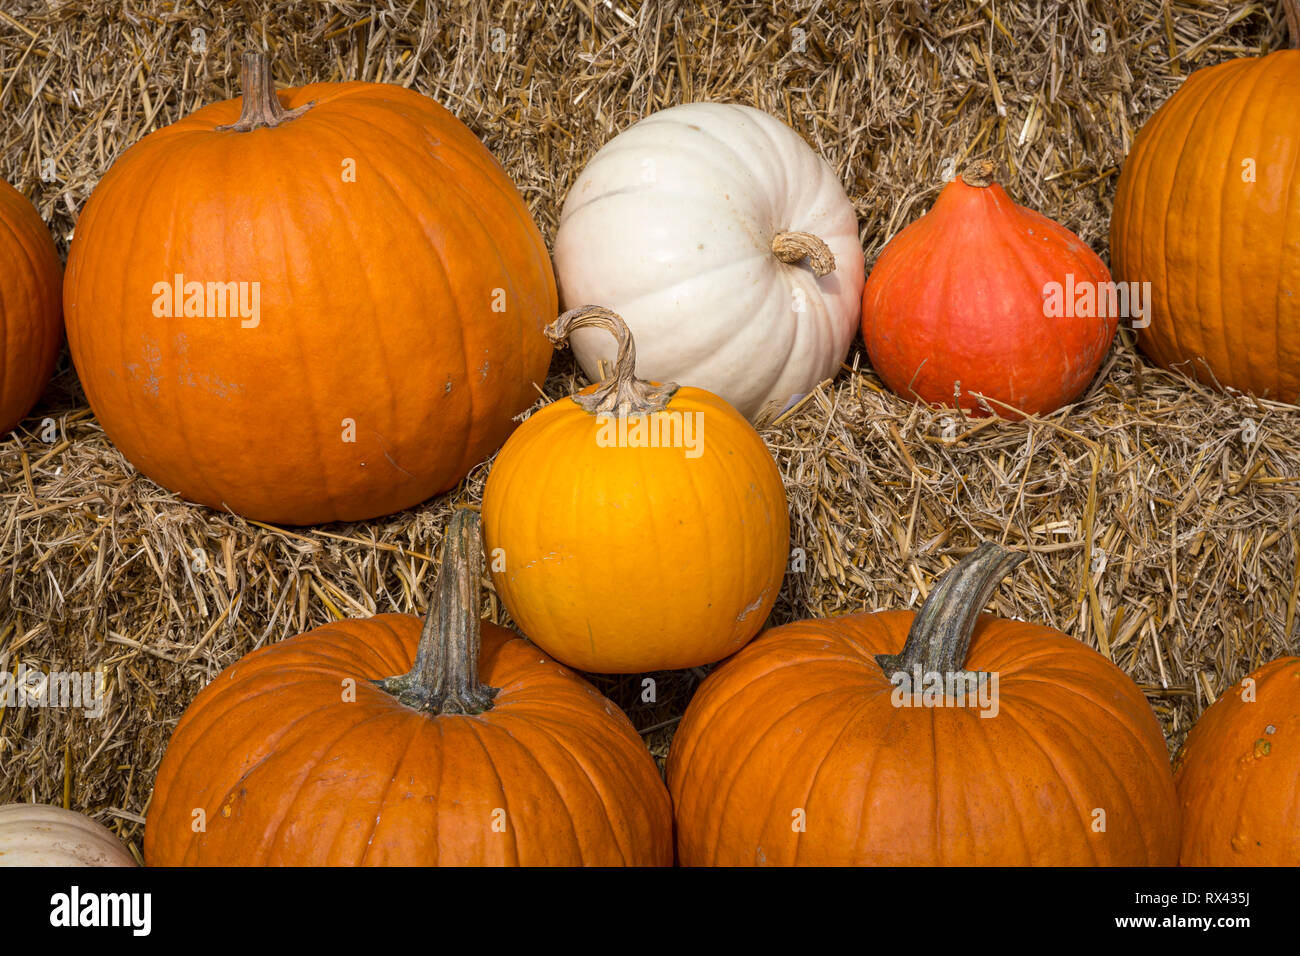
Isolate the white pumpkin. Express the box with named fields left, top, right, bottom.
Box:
left=0, top=803, right=137, bottom=866
left=552, top=102, right=864, bottom=420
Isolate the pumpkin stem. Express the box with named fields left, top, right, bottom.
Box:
left=1286, top=0, right=1300, bottom=48
left=374, top=508, right=498, bottom=715
left=546, top=306, right=678, bottom=416
left=216, top=52, right=315, bottom=132
left=771, top=230, right=836, bottom=277
left=958, top=160, right=999, bottom=188
left=875, top=541, right=1025, bottom=685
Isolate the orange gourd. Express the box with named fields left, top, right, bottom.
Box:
left=1110, top=4, right=1300, bottom=399
left=65, top=53, right=554, bottom=525
left=668, top=542, right=1180, bottom=865
left=481, top=306, right=789, bottom=673
left=1175, top=657, right=1300, bottom=865
left=862, top=163, right=1117, bottom=416
left=144, top=509, right=672, bottom=866
left=0, top=179, right=62, bottom=434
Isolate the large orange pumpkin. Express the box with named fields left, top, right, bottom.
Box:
left=667, top=542, right=1180, bottom=865
left=144, top=508, right=672, bottom=866
left=1110, top=7, right=1300, bottom=399
left=0, top=178, right=62, bottom=434
left=862, top=163, right=1117, bottom=417
left=481, top=306, right=789, bottom=673
left=1175, top=657, right=1300, bottom=865
left=65, top=53, right=554, bottom=525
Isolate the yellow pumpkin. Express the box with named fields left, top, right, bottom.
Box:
left=482, top=307, right=789, bottom=673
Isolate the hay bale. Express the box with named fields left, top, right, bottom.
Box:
left=1, top=1, right=1296, bottom=861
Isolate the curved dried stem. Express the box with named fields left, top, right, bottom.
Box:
left=771, top=230, right=836, bottom=277
left=546, top=306, right=677, bottom=416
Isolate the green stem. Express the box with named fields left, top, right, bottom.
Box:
left=876, top=541, right=1025, bottom=680
left=374, top=508, right=497, bottom=714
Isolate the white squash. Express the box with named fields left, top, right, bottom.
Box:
left=0, top=803, right=137, bottom=866
left=552, top=102, right=864, bottom=420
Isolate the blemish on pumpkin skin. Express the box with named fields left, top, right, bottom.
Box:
left=736, top=591, right=767, bottom=623
left=1253, top=738, right=1272, bottom=758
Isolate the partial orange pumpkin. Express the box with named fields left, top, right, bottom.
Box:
left=0, top=179, right=62, bottom=434
left=1175, top=657, right=1300, bottom=865
left=144, top=509, right=672, bottom=866
left=1110, top=9, right=1300, bottom=399
left=65, top=53, right=554, bottom=524
left=481, top=307, right=789, bottom=673
left=668, top=543, right=1180, bottom=865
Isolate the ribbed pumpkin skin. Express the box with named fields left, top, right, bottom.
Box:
left=144, top=615, right=672, bottom=866
left=65, top=81, right=554, bottom=525
left=481, top=385, right=789, bottom=673
left=0, top=804, right=136, bottom=867
left=0, top=180, right=62, bottom=434
left=862, top=178, right=1115, bottom=416
left=1111, top=51, right=1300, bottom=400
left=1175, top=657, right=1300, bottom=865
left=668, top=610, right=1179, bottom=866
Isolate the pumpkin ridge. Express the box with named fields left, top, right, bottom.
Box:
left=692, top=682, right=870, bottom=864
left=353, top=715, right=426, bottom=865
left=262, top=707, right=419, bottom=865
left=1267, top=57, right=1300, bottom=396
left=486, top=712, right=633, bottom=865
left=1209, top=54, right=1277, bottom=391
left=785, top=685, right=890, bottom=866
left=1156, top=60, right=1245, bottom=376
left=165, top=697, right=375, bottom=864
left=990, top=698, right=1123, bottom=864
left=457, top=717, right=530, bottom=864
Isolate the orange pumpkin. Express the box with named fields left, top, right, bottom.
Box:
left=1110, top=7, right=1300, bottom=399
left=862, top=163, right=1116, bottom=417
left=1175, top=657, right=1300, bottom=865
left=65, top=53, right=554, bottom=525
left=144, top=508, right=672, bottom=866
left=0, top=179, right=62, bottom=434
left=667, top=542, right=1180, bottom=865
left=481, top=306, right=789, bottom=673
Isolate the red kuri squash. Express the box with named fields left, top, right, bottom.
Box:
left=862, top=163, right=1117, bottom=417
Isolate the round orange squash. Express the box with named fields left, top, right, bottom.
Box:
left=481, top=306, right=789, bottom=673
left=144, top=508, right=672, bottom=866
left=65, top=53, right=554, bottom=525
left=0, top=178, right=62, bottom=435
left=1110, top=7, right=1300, bottom=399
left=1174, top=656, right=1300, bottom=865
left=667, top=542, right=1180, bottom=865
left=862, top=162, right=1116, bottom=417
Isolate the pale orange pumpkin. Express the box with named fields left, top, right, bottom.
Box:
left=481, top=307, right=789, bottom=674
